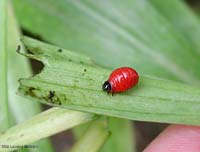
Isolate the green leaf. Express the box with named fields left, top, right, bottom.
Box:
left=73, top=118, right=135, bottom=152
left=0, top=108, right=96, bottom=152
left=150, top=0, right=200, bottom=54
left=0, top=0, right=10, bottom=131
left=7, top=4, right=41, bottom=122
left=70, top=118, right=110, bottom=152
left=12, top=0, right=200, bottom=83
left=19, top=37, right=200, bottom=125
left=7, top=3, right=53, bottom=152
left=100, top=118, right=135, bottom=152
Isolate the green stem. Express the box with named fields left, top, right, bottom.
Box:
left=0, top=108, right=97, bottom=152
left=70, top=118, right=110, bottom=152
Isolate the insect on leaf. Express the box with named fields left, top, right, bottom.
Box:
left=18, top=37, right=200, bottom=126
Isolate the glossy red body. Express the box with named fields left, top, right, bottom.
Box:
left=108, top=67, right=139, bottom=93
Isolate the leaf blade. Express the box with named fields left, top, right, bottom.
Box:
left=19, top=37, right=200, bottom=125
left=0, top=0, right=10, bottom=131
left=12, top=0, right=200, bottom=83
left=0, top=108, right=96, bottom=152
left=70, top=118, right=110, bottom=152
left=151, top=0, right=200, bottom=53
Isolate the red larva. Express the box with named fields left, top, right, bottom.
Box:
left=102, top=67, right=139, bottom=94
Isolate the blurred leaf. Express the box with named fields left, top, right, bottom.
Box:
left=0, top=0, right=10, bottom=131
left=7, top=3, right=54, bottom=152
left=73, top=118, right=135, bottom=152
left=19, top=37, right=200, bottom=125
left=70, top=118, right=110, bottom=152
left=12, top=0, right=200, bottom=84
left=150, top=0, right=200, bottom=55
left=100, top=118, right=135, bottom=152
left=7, top=0, right=41, bottom=128
left=0, top=108, right=96, bottom=152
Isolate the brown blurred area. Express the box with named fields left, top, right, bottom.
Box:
left=24, top=1, right=200, bottom=152
left=187, top=0, right=200, bottom=7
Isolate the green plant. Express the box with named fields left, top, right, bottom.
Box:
left=1, top=0, right=200, bottom=152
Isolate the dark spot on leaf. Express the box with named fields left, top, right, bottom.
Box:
left=80, top=61, right=84, bottom=64
left=29, top=87, right=35, bottom=91
left=46, top=91, right=62, bottom=105
left=29, top=87, right=36, bottom=97
left=84, top=69, right=87, bottom=72
left=20, top=134, right=24, bottom=137
left=24, top=46, right=33, bottom=54
left=68, top=59, right=72, bottom=62
left=48, top=91, right=55, bottom=101
left=58, top=49, right=62, bottom=52
left=16, top=45, right=21, bottom=53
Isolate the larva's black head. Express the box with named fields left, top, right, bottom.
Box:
left=102, top=81, right=111, bottom=93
